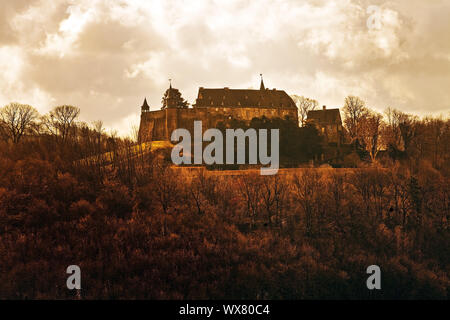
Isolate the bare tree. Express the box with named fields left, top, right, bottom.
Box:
left=326, top=171, right=346, bottom=232
left=342, top=96, right=368, bottom=143
left=397, top=112, right=417, bottom=156
left=238, top=173, right=262, bottom=229
left=0, top=118, right=8, bottom=142
left=130, top=124, right=140, bottom=143
left=423, top=117, right=446, bottom=167
left=44, top=105, right=80, bottom=142
left=0, top=102, right=39, bottom=143
left=188, top=170, right=217, bottom=215
left=383, top=107, right=404, bottom=152
left=152, top=160, right=178, bottom=236
left=351, top=169, right=372, bottom=216
left=92, top=120, right=104, bottom=152
left=359, top=111, right=384, bottom=162
left=291, top=95, right=318, bottom=126
left=292, top=170, right=322, bottom=236
left=261, top=175, right=287, bottom=227
left=389, top=166, right=413, bottom=227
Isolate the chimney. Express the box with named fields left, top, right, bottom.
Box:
left=323, top=105, right=326, bottom=110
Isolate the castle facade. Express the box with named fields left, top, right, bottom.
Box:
left=307, top=106, right=345, bottom=146
left=138, top=78, right=299, bottom=142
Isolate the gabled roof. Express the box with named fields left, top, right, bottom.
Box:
left=307, top=108, right=342, bottom=124
left=194, top=87, right=297, bottom=109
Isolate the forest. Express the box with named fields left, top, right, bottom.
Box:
left=0, top=100, right=448, bottom=299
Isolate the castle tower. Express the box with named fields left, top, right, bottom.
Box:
left=165, top=79, right=178, bottom=108
left=141, top=97, right=150, bottom=112
left=161, top=79, right=188, bottom=109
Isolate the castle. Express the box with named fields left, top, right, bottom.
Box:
left=138, top=77, right=299, bottom=142
left=307, top=106, right=344, bottom=146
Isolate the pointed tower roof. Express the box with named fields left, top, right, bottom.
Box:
left=167, top=79, right=174, bottom=98
left=260, top=74, right=265, bottom=90
left=141, top=97, right=149, bottom=111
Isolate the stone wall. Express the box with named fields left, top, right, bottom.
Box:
left=138, top=107, right=298, bottom=142
left=316, top=123, right=344, bottom=146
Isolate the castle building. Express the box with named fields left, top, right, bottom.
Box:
left=138, top=77, right=298, bottom=142
left=307, top=106, right=344, bottom=146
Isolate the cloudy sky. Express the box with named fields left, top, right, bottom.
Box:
left=1, top=0, right=449, bottom=135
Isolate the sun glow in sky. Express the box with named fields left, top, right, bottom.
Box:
left=0, top=0, right=449, bottom=136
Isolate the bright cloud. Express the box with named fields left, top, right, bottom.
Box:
left=0, top=0, right=449, bottom=135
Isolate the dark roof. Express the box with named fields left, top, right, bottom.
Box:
left=194, top=88, right=297, bottom=109
left=307, top=108, right=342, bottom=124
